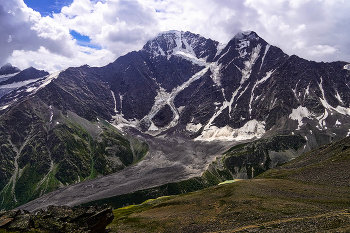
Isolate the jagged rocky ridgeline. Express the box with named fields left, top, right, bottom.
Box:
left=1, top=30, right=350, bottom=211
left=0, top=205, right=113, bottom=232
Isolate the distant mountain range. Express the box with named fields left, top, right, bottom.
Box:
left=1, top=30, right=350, bottom=211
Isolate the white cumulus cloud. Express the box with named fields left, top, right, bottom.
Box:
left=1, top=0, right=350, bottom=72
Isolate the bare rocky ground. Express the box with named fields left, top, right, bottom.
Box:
left=18, top=129, right=238, bottom=212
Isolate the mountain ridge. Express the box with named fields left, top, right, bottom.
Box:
left=0, top=29, right=350, bottom=211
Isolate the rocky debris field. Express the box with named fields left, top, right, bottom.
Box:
left=0, top=205, right=113, bottom=232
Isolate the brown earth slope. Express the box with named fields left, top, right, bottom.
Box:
left=107, top=136, right=350, bottom=232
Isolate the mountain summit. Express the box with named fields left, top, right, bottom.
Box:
left=0, top=63, right=20, bottom=76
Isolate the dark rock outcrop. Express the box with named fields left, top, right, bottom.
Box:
left=0, top=205, right=114, bottom=233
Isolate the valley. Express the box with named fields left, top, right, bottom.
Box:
left=0, top=29, right=349, bottom=233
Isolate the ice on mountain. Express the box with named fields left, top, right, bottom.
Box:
left=289, top=106, right=312, bottom=130
left=196, top=120, right=265, bottom=141
left=209, top=62, right=222, bottom=86
left=1, top=78, right=39, bottom=89
left=0, top=105, right=9, bottom=110
left=240, top=44, right=261, bottom=84
left=186, top=123, right=202, bottom=133
left=335, top=90, right=343, bottom=103
left=215, top=43, right=226, bottom=57
left=259, top=44, right=270, bottom=70
left=343, top=64, right=350, bottom=70
left=0, top=72, right=20, bottom=81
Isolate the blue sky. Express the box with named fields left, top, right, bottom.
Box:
left=24, top=0, right=73, bottom=16
left=24, top=0, right=95, bottom=48
left=2, top=0, right=350, bottom=72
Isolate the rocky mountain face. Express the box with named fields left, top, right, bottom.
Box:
left=0, top=66, right=48, bottom=99
left=0, top=30, right=350, bottom=211
left=0, top=63, right=20, bottom=76
left=0, top=67, right=48, bottom=86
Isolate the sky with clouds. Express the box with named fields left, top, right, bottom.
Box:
left=1, top=0, right=350, bottom=73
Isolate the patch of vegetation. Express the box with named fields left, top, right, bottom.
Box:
left=107, top=179, right=350, bottom=232
left=0, top=101, right=149, bottom=210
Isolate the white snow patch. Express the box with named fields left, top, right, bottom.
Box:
left=317, top=108, right=328, bottom=127
left=110, top=90, right=117, bottom=114
left=186, top=123, right=202, bottom=133
left=215, top=43, right=226, bottom=57
left=174, top=51, right=206, bottom=66
left=335, top=120, right=341, bottom=126
left=1, top=79, right=39, bottom=89
left=249, top=70, right=274, bottom=115
left=257, top=70, right=274, bottom=86
left=119, top=94, right=123, bottom=115
left=0, top=105, right=9, bottom=110
left=259, top=44, right=270, bottom=70
left=240, top=44, right=261, bottom=84
left=111, top=114, right=139, bottom=131
left=38, top=71, right=60, bottom=90
left=316, top=78, right=350, bottom=122
left=209, top=62, right=222, bottom=86
left=236, top=83, right=250, bottom=101
left=49, top=105, right=53, bottom=123
left=289, top=106, right=312, bottom=130
left=196, top=120, right=265, bottom=141
left=148, top=122, right=159, bottom=131
left=0, top=72, right=20, bottom=80
left=335, top=90, right=343, bottom=104
left=24, top=71, right=61, bottom=95
left=304, top=83, right=310, bottom=99
left=343, top=64, right=350, bottom=70
left=177, top=106, right=185, bottom=114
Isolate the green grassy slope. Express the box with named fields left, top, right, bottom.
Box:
left=106, top=136, right=350, bottom=232
left=0, top=99, right=148, bottom=210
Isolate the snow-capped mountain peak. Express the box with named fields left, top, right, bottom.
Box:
left=142, top=30, right=220, bottom=63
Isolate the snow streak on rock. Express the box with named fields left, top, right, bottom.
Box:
left=259, top=44, right=270, bottom=71
left=143, top=66, right=210, bottom=134
left=249, top=70, right=274, bottom=115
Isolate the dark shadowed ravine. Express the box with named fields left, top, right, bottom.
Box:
left=18, top=130, right=238, bottom=212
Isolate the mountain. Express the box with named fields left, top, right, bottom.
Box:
left=0, top=30, right=349, bottom=211
left=0, top=67, right=49, bottom=99
left=0, top=67, right=48, bottom=86
left=0, top=63, right=20, bottom=76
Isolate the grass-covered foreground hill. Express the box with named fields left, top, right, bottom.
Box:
left=107, top=136, right=350, bottom=232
